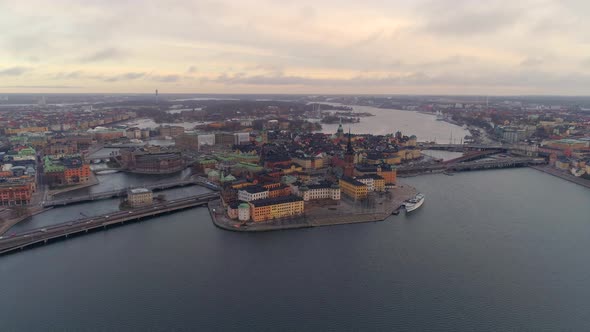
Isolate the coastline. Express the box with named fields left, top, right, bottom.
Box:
left=208, top=184, right=417, bottom=232
left=531, top=165, right=590, bottom=189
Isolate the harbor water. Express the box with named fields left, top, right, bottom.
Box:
left=1, top=168, right=590, bottom=330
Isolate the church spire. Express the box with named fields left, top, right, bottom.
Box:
left=346, top=128, right=353, bottom=154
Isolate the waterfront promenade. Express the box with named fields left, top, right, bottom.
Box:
left=531, top=165, right=590, bottom=189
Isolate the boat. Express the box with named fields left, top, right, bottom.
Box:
left=404, top=193, right=425, bottom=213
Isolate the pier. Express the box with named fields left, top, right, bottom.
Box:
left=0, top=192, right=219, bottom=255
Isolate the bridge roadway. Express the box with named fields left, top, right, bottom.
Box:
left=44, top=178, right=219, bottom=207
left=420, top=143, right=506, bottom=151
left=0, top=192, right=219, bottom=255
left=398, top=157, right=546, bottom=175
left=443, top=149, right=502, bottom=164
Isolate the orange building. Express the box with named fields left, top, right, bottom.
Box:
left=249, top=195, right=304, bottom=222
left=64, top=164, right=91, bottom=184
left=0, top=183, right=33, bottom=206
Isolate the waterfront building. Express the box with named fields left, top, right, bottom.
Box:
left=555, top=158, right=570, bottom=171
left=248, top=195, right=304, bottom=222
left=127, top=188, right=153, bottom=207
left=238, top=203, right=250, bottom=221
left=298, top=181, right=341, bottom=201
left=339, top=176, right=368, bottom=200
left=119, top=148, right=185, bottom=174
left=356, top=174, right=385, bottom=192
left=227, top=202, right=239, bottom=219
left=237, top=186, right=269, bottom=202
left=355, top=164, right=397, bottom=185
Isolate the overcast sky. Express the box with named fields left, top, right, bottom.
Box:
left=1, top=0, right=589, bottom=95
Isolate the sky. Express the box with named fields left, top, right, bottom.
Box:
left=0, top=0, right=589, bottom=95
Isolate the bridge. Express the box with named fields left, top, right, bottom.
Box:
left=420, top=143, right=505, bottom=151
left=420, top=143, right=540, bottom=157
left=44, top=178, right=219, bottom=207
left=0, top=192, right=219, bottom=256
left=398, top=157, right=546, bottom=175
left=443, top=149, right=503, bottom=164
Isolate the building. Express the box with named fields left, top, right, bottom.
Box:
left=127, top=188, right=153, bottom=207
left=5, top=126, right=48, bottom=135
left=120, top=148, right=185, bottom=174
left=234, top=132, right=251, bottom=145
left=238, top=203, right=250, bottom=221
left=0, top=182, right=33, bottom=206
left=339, top=176, right=368, bottom=200
left=43, top=155, right=91, bottom=187
left=237, top=186, right=269, bottom=202
left=343, top=131, right=355, bottom=177
left=159, top=125, right=185, bottom=137
left=298, top=181, right=341, bottom=201
left=248, top=195, right=304, bottom=222
left=356, top=174, right=385, bottom=192
left=355, top=164, right=397, bottom=185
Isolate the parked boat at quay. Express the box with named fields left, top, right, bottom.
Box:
left=404, top=193, right=425, bottom=213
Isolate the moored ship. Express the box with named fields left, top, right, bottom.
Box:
left=404, top=193, right=425, bottom=213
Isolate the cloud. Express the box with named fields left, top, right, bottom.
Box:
left=520, top=57, right=544, bottom=67
left=152, top=74, right=181, bottom=82
left=0, top=66, right=29, bottom=76
left=1, top=85, right=79, bottom=89
left=187, top=66, right=197, bottom=73
left=79, top=48, right=124, bottom=62
left=103, top=72, right=145, bottom=82
left=418, top=1, right=522, bottom=36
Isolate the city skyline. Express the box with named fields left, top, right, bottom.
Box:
left=1, top=0, right=590, bottom=95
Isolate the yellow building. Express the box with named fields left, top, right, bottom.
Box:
left=249, top=195, right=305, bottom=222
left=5, top=127, right=49, bottom=135
left=339, top=176, right=368, bottom=200
left=292, top=157, right=324, bottom=170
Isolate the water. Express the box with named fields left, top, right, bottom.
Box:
left=1, top=168, right=590, bottom=330
left=318, top=105, right=470, bottom=142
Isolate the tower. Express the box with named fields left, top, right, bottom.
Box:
left=336, top=117, right=344, bottom=139
left=343, top=129, right=355, bottom=177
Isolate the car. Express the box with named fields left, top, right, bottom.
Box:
left=128, top=211, right=133, bottom=214
left=104, top=215, right=109, bottom=218
left=40, top=228, right=47, bottom=232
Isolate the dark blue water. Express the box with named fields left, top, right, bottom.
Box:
left=1, top=168, right=589, bottom=331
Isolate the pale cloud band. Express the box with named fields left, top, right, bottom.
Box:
left=0, top=0, right=589, bottom=95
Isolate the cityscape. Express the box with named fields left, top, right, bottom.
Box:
left=1, top=0, right=590, bottom=331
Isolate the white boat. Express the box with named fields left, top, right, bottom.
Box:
left=404, top=193, right=425, bottom=213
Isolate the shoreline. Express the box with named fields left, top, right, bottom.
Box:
left=531, top=165, right=590, bottom=189
left=208, top=184, right=417, bottom=232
